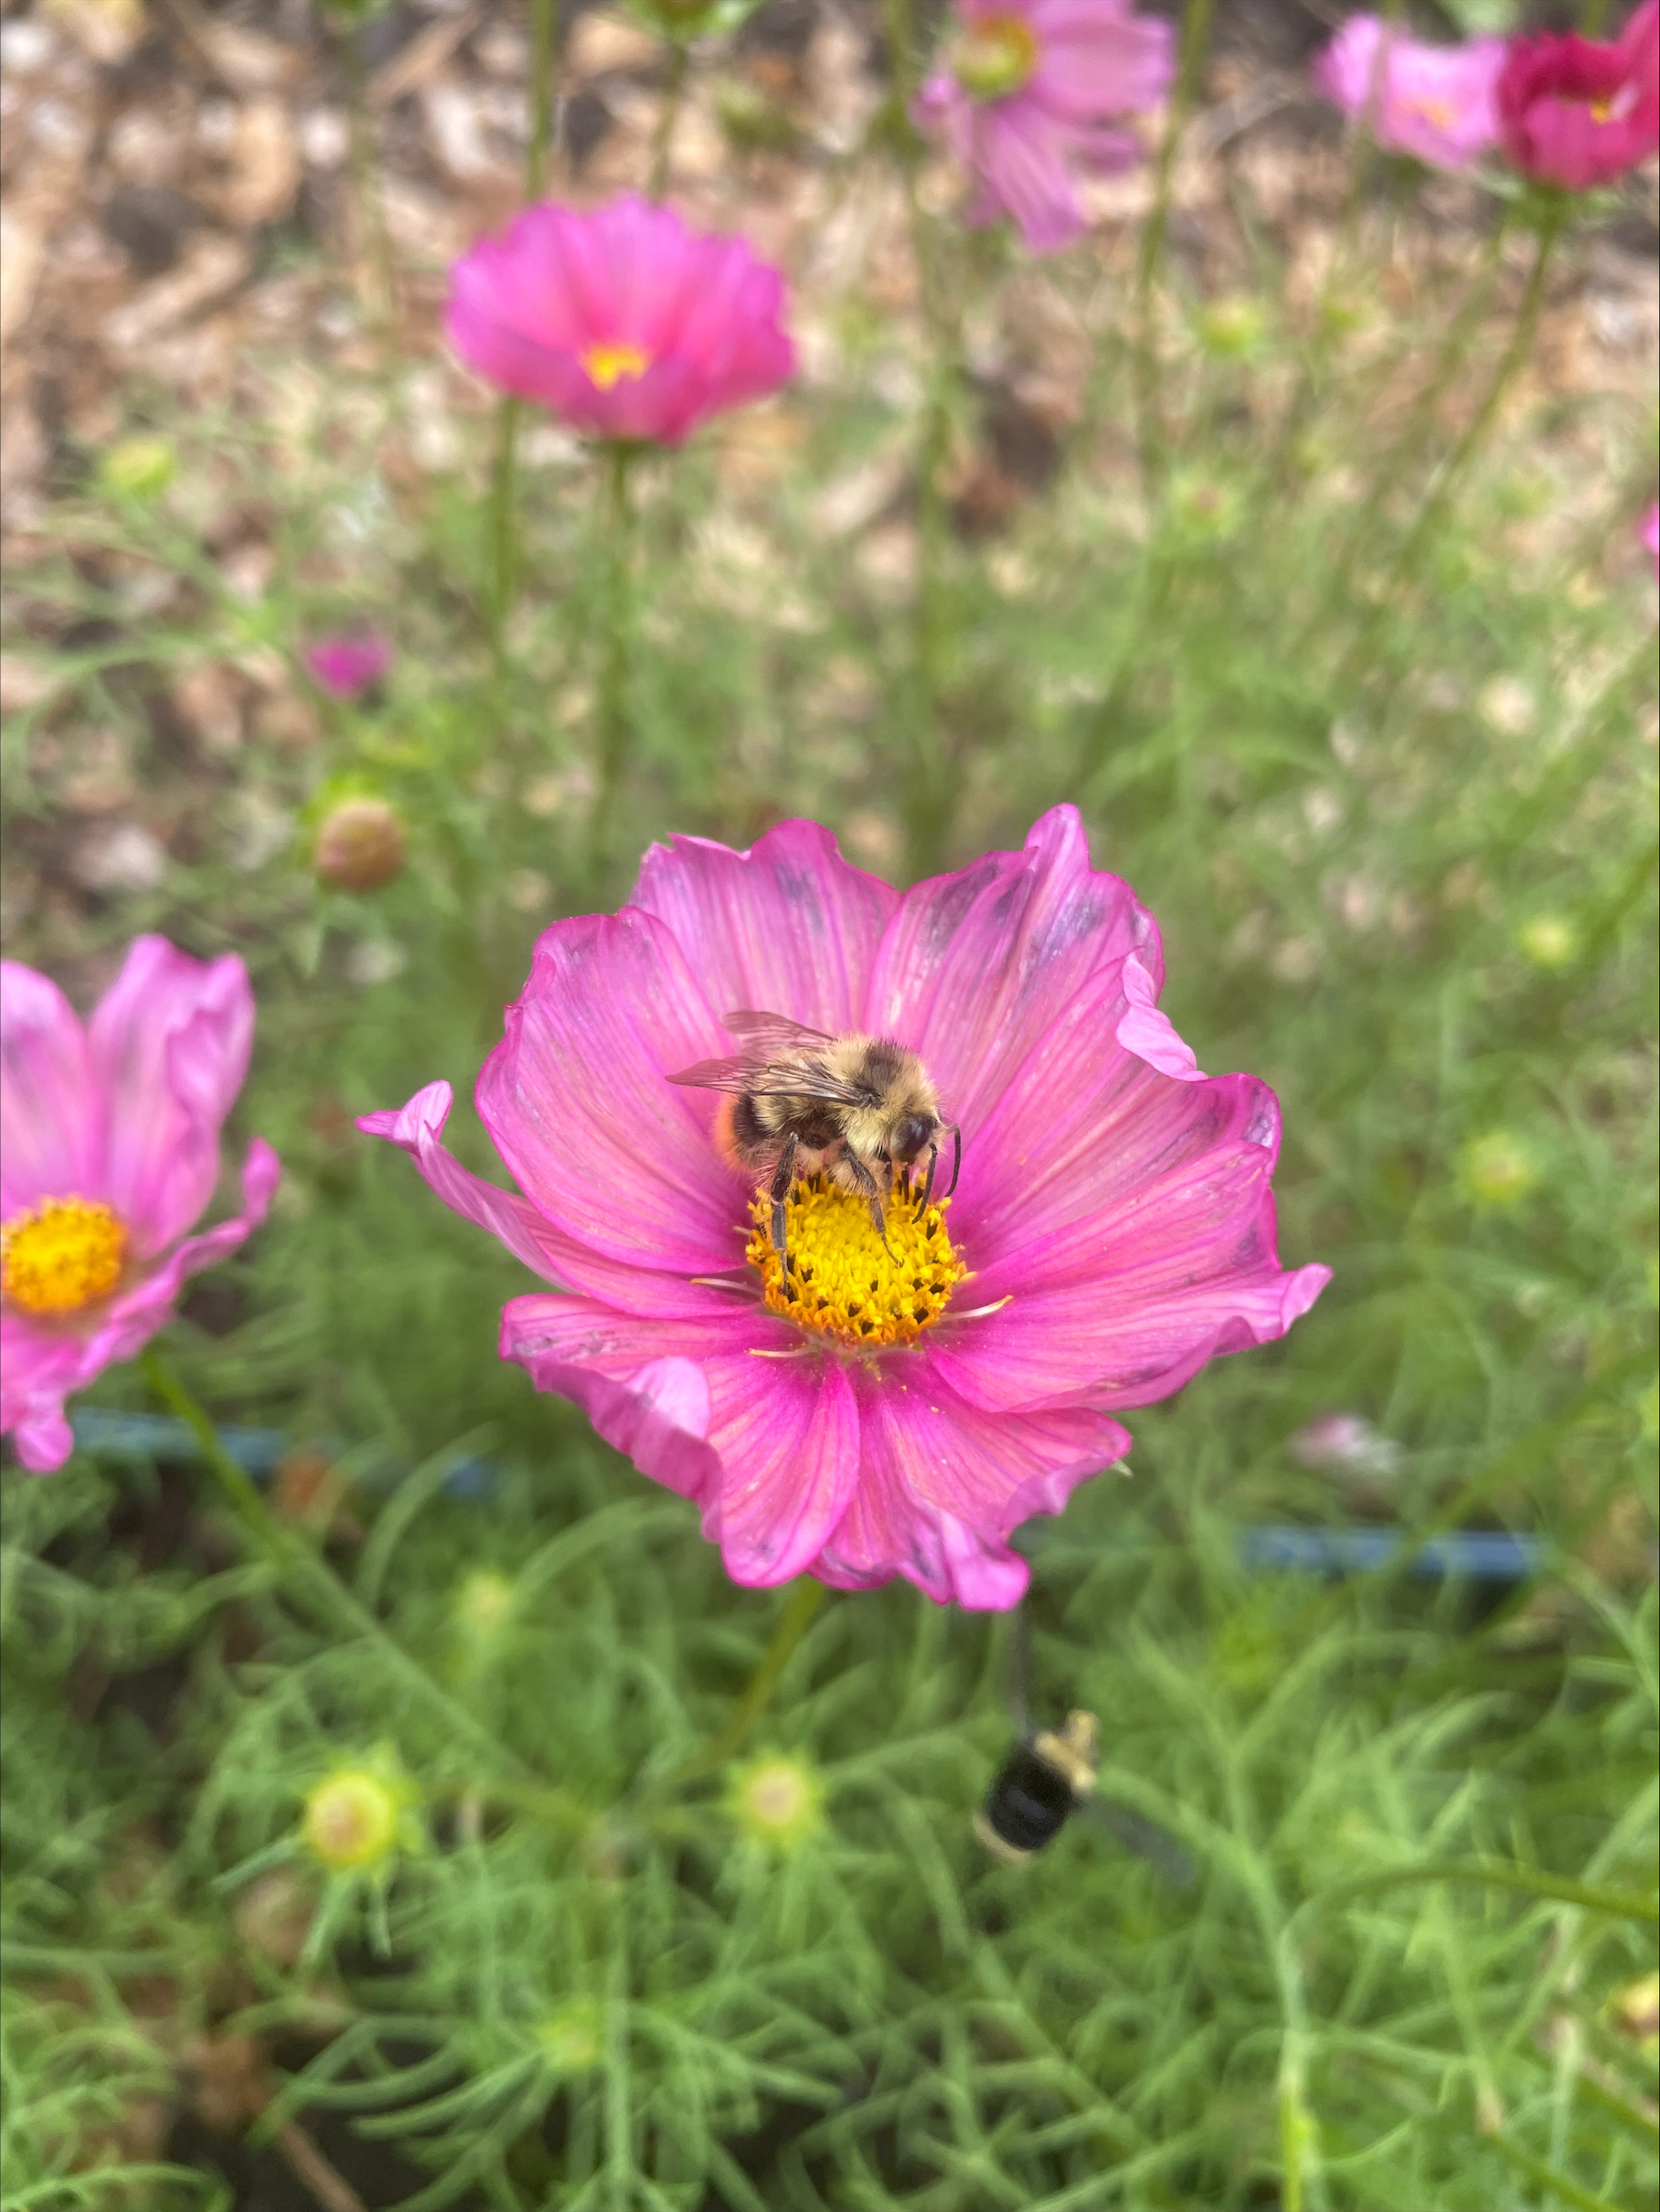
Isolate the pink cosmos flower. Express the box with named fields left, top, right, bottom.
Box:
left=1314, top=15, right=1505, bottom=172
left=912, top=0, right=1176, bottom=254
left=2, top=939, right=279, bottom=1473
left=445, top=196, right=795, bottom=446
left=1496, top=0, right=1659, bottom=190
left=305, top=633, right=392, bottom=701
left=361, top=808, right=1329, bottom=1610
left=1641, top=500, right=1659, bottom=576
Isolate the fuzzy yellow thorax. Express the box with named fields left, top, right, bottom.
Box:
left=582, top=342, right=650, bottom=390
left=1, top=1198, right=127, bottom=1317
left=747, top=1174, right=966, bottom=1347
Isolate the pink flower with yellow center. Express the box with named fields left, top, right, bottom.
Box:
left=444, top=196, right=795, bottom=446
left=1496, top=0, right=1659, bottom=190
left=1314, top=15, right=1506, bottom=172
left=913, top=0, right=1175, bottom=254
left=2, top=939, right=278, bottom=1473
left=362, top=810, right=1328, bottom=1610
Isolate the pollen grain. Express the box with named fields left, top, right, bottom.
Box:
left=747, top=1174, right=967, bottom=1348
left=1, top=1197, right=128, bottom=1317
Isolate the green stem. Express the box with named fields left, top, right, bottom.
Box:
left=1133, top=0, right=1216, bottom=484
left=527, top=0, right=559, bottom=197
left=342, top=26, right=396, bottom=336
left=487, top=399, right=522, bottom=660
left=649, top=42, right=688, bottom=199
left=589, top=443, right=637, bottom=869
left=1389, top=206, right=1563, bottom=590
left=140, top=1347, right=538, bottom=1787
left=884, top=0, right=959, bottom=881
left=485, top=0, right=561, bottom=657
left=676, top=1579, right=829, bottom=1781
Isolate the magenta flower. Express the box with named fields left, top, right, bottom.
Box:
left=1496, top=0, right=1659, bottom=190
left=304, top=633, right=392, bottom=701
left=913, top=0, right=1175, bottom=254
left=1314, top=15, right=1505, bottom=171
left=362, top=809, right=1328, bottom=1610
left=2, top=939, right=279, bottom=1473
left=445, top=196, right=795, bottom=446
left=1641, top=500, right=1659, bottom=576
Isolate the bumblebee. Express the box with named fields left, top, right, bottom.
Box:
left=975, top=1609, right=1197, bottom=1886
left=669, top=1009, right=960, bottom=1263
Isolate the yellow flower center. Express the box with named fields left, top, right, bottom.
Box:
left=1409, top=95, right=1458, bottom=131
left=1, top=1197, right=127, bottom=1317
left=582, top=342, right=650, bottom=390
left=952, top=14, right=1040, bottom=100
left=746, top=1174, right=967, bottom=1347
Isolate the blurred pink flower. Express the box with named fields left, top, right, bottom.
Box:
left=304, top=633, right=392, bottom=700
left=2, top=940, right=279, bottom=1473
left=1496, top=0, right=1659, bottom=189
left=362, top=808, right=1328, bottom=1610
left=913, top=0, right=1175, bottom=253
left=1314, top=15, right=1505, bottom=170
left=1642, top=500, right=1659, bottom=575
left=445, top=196, right=795, bottom=445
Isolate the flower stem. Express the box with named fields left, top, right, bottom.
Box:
left=139, top=1347, right=538, bottom=1787
left=1133, top=0, right=1216, bottom=484
left=649, top=42, right=689, bottom=199
left=678, top=1578, right=829, bottom=1781
left=589, top=443, right=638, bottom=870
left=1389, top=206, right=1563, bottom=590
left=487, top=399, right=522, bottom=661
left=884, top=0, right=959, bottom=882
left=341, top=24, right=396, bottom=338
left=485, top=0, right=561, bottom=658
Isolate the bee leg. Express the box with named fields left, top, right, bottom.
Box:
left=768, top=1133, right=799, bottom=1272
left=844, top=1152, right=898, bottom=1261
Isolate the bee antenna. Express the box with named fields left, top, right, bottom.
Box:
left=944, top=1124, right=962, bottom=1198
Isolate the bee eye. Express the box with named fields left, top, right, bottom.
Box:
left=894, top=1115, right=930, bottom=1160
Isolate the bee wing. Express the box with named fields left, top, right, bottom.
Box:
left=722, top=1008, right=837, bottom=1052
left=666, top=1052, right=760, bottom=1093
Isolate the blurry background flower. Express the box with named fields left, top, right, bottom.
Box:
left=912, top=0, right=1175, bottom=254
left=1459, top=1129, right=1541, bottom=1208
left=1496, top=0, right=1659, bottom=189
left=2, top=940, right=279, bottom=1473
left=1642, top=499, right=1659, bottom=575
left=304, top=632, right=393, bottom=701
left=1313, top=15, right=1505, bottom=172
left=445, top=196, right=795, bottom=446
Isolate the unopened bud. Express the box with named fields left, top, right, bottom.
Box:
left=100, top=435, right=176, bottom=499
left=301, top=1767, right=404, bottom=1872
left=314, top=796, right=406, bottom=891
left=1459, top=1131, right=1540, bottom=1209
left=729, top=1753, right=824, bottom=1851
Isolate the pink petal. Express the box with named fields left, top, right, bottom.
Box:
left=1, top=1311, right=86, bottom=1472
left=1029, top=6, right=1175, bottom=119
left=501, top=1293, right=860, bottom=1586
left=477, top=909, right=750, bottom=1277
left=1, top=962, right=101, bottom=1218
left=863, top=804, right=1157, bottom=1144
left=630, top=818, right=899, bottom=1035
left=952, top=961, right=1245, bottom=1271
left=974, top=102, right=1087, bottom=252
left=87, top=937, right=255, bottom=1257
left=812, top=1358, right=1131, bottom=1608
left=1115, top=951, right=1204, bottom=1080
left=358, top=1081, right=740, bottom=1319
left=931, top=1259, right=1332, bottom=1414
